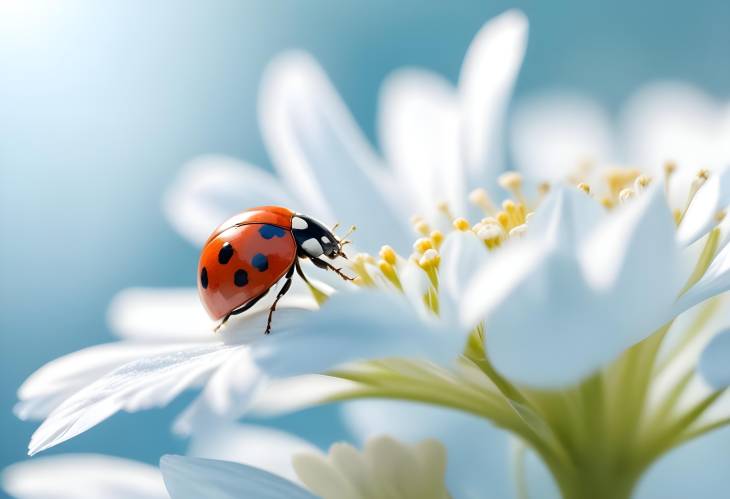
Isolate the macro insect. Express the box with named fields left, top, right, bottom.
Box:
left=197, top=206, right=354, bottom=334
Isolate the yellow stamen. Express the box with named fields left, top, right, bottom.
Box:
left=605, top=167, right=641, bottom=197
left=496, top=211, right=511, bottom=231
left=379, top=245, right=397, bottom=266
left=578, top=183, right=591, bottom=195
left=436, top=201, right=454, bottom=221
left=619, top=188, right=635, bottom=203
left=716, top=210, right=727, bottom=223
left=469, top=188, right=497, bottom=214
left=430, top=230, right=444, bottom=249
left=378, top=260, right=402, bottom=291
left=476, top=222, right=503, bottom=249
left=414, top=220, right=431, bottom=236
left=498, top=171, right=525, bottom=203
left=453, top=218, right=470, bottom=231
left=634, top=175, right=652, bottom=192
left=538, top=181, right=551, bottom=199
left=679, top=169, right=711, bottom=223
left=419, top=248, right=440, bottom=269
left=413, top=237, right=434, bottom=254
left=664, top=161, right=677, bottom=198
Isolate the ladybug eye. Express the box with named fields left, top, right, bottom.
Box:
left=302, top=238, right=324, bottom=257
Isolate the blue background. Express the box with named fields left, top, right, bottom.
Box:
left=1, top=0, right=729, bottom=492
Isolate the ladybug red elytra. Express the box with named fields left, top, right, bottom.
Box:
left=198, top=206, right=353, bottom=334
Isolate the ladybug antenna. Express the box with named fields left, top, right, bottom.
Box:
left=342, top=225, right=357, bottom=240
left=331, top=222, right=340, bottom=232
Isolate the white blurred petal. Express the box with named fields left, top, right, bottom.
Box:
left=621, top=82, right=730, bottom=176
left=438, top=230, right=491, bottom=320
left=510, top=93, right=614, bottom=181
left=107, top=288, right=214, bottom=342
left=2, top=454, right=167, bottom=499
left=15, top=343, right=191, bottom=421
left=635, top=427, right=730, bottom=499
left=163, top=156, right=294, bottom=247
left=259, top=51, right=410, bottom=253
left=677, top=165, right=730, bottom=245
left=160, top=455, right=316, bottom=499
left=698, top=328, right=730, bottom=389
left=250, top=375, right=361, bottom=417
left=252, top=290, right=461, bottom=378
left=188, top=423, right=320, bottom=483
left=379, top=69, right=465, bottom=222
left=28, top=344, right=236, bottom=455
left=459, top=9, right=528, bottom=184
left=343, top=400, right=513, bottom=499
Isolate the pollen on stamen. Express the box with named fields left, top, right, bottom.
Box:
left=619, top=188, right=635, bottom=203
left=498, top=171, right=525, bottom=203
left=453, top=218, right=470, bottom=231
left=634, top=175, right=652, bottom=192
left=469, top=188, right=497, bottom=214
left=379, top=245, right=397, bottom=265
left=377, top=259, right=402, bottom=291
left=577, top=183, right=591, bottom=195
left=413, top=237, right=434, bottom=254
left=430, top=230, right=444, bottom=248
left=419, top=248, right=440, bottom=269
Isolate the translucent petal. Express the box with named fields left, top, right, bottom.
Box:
left=259, top=51, right=410, bottom=253
left=459, top=9, right=528, bottom=186
left=163, top=155, right=294, bottom=247
left=160, top=456, right=316, bottom=499
left=2, top=454, right=167, bottom=499
left=15, top=343, right=191, bottom=421
left=674, top=241, right=730, bottom=314
left=28, top=344, right=236, bottom=455
left=677, top=165, right=730, bottom=245
left=378, top=69, right=465, bottom=223
left=438, top=230, right=491, bottom=321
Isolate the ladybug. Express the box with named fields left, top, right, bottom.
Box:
left=198, top=206, right=354, bottom=334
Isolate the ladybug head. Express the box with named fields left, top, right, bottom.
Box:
left=291, top=214, right=342, bottom=259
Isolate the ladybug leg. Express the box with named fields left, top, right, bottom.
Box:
left=309, top=256, right=355, bottom=282
left=214, top=289, right=270, bottom=333
left=265, top=265, right=295, bottom=335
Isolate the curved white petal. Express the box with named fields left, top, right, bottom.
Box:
left=635, top=427, right=730, bottom=499
left=160, top=455, right=316, bottom=499
left=107, top=288, right=215, bottom=342
left=438, top=230, right=491, bottom=321
left=379, top=69, right=465, bottom=223
left=260, top=51, right=410, bottom=253
left=510, top=93, right=614, bottom=181
left=698, top=328, right=730, bottom=389
left=342, top=400, right=513, bottom=499
left=187, top=423, right=320, bottom=484
left=674, top=241, right=730, bottom=314
left=3, top=454, right=167, bottom=499
left=172, top=348, right=262, bottom=435
left=28, top=344, right=236, bottom=455
left=252, top=290, right=461, bottom=378
left=677, top=165, right=730, bottom=245
left=163, top=155, right=295, bottom=247
left=459, top=9, right=528, bottom=185
left=621, top=82, right=730, bottom=177
left=15, top=343, right=192, bottom=421
left=249, top=375, right=360, bottom=417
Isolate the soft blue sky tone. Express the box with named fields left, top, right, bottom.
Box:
left=1, top=1, right=729, bottom=495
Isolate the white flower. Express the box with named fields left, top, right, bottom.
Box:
left=164, top=9, right=528, bottom=253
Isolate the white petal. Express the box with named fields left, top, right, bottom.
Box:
left=438, top=230, right=491, bottom=321
left=163, top=155, right=294, bottom=247
left=378, top=69, right=465, bottom=222
left=677, top=165, right=730, bottom=245
left=187, top=423, right=321, bottom=484
left=259, top=51, right=410, bottom=253
left=2, top=454, right=167, bottom=499
left=107, top=288, right=215, bottom=341
left=252, top=290, right=461, bottom=378
left=528, top=187, right=605, bottom=250
left=343, top=400, right=513, bottom=499
left=581, top=187, right=683, bottom=343
left=510, top=93, right=614, bottom=181
left=249, top=374, right=360, bottom=417
left=28, top=344, right=237, bottom=455
left=160, top=455, right=316, bottom=499
left=698, top=328, right=730, bottom=389
left=621, top=82, right=730, bottom=176
left=15, top=342, right=192, bottom=421
left=635, top=427, right=730, bottom=499
left=459, top=9, right=528, bottom=185
left=172, top=348, right=262, bottom=435
left=675, top=240, right=730, bottom=314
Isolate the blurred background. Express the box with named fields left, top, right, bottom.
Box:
left=1, top=0, right=729, bottom=494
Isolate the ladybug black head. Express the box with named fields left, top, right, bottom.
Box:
left=291, top=214, right=341, bottom=259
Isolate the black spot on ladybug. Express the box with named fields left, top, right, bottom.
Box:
left=200, top=267, right=208, bottom=289
left=218, top=242, right=234, bottom=264
left=234, top=269, right=249, bottom=287
left=252, top=253, right=269, bottom=272
left=259, top=224, right=286, bottom=239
